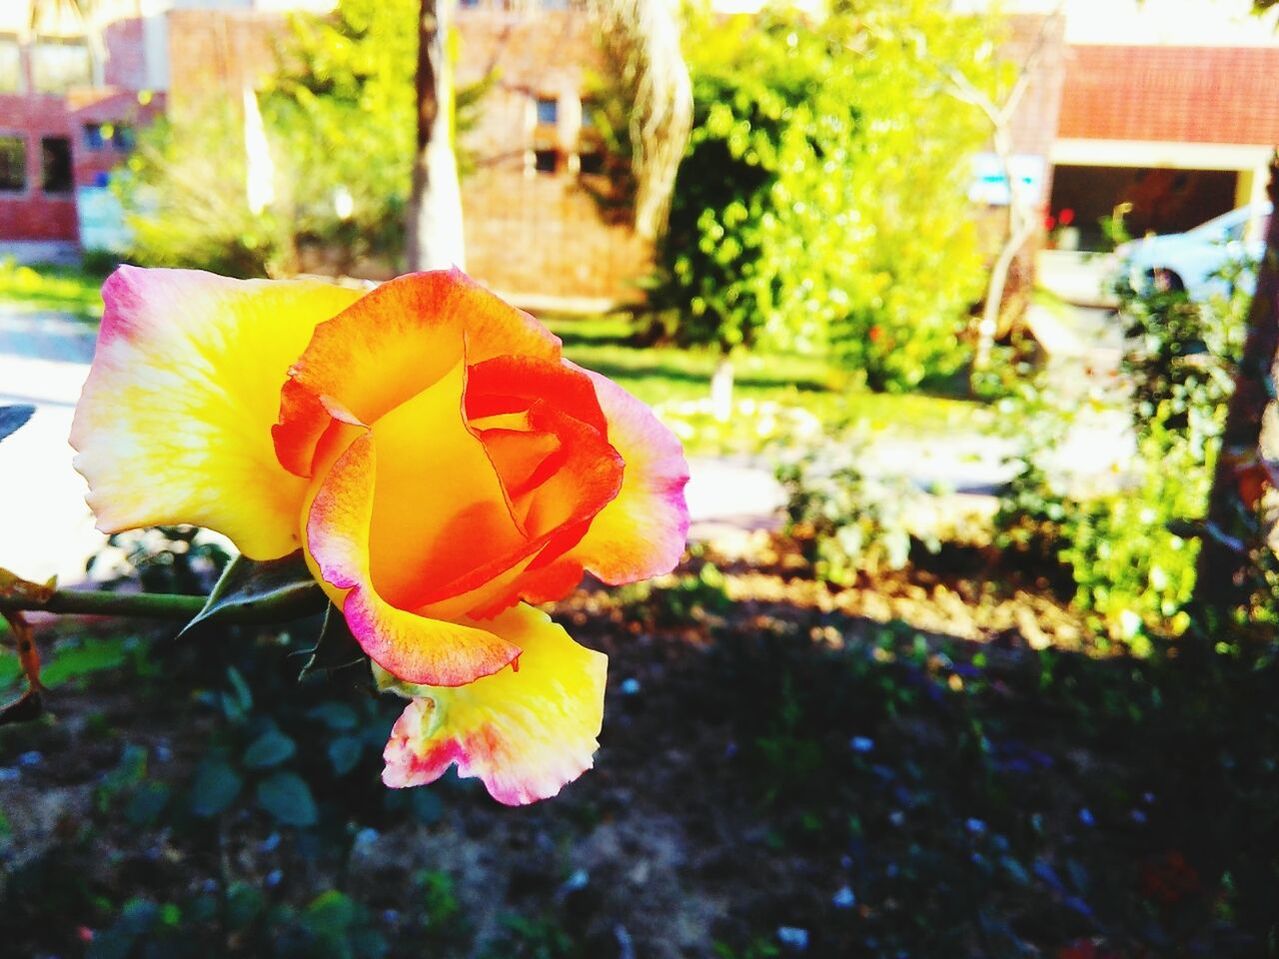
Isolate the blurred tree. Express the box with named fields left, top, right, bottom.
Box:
left=1192, top=155, right=1279, bottom=622
left=28, top=0, right=104, bottom=86
left=405, top=0, right=465, bottom=270
left=945, top=13, right=1060, bottom=370
left=647, top=0, right=997, bottom=395
left=590, top=0, right=692, bottom=241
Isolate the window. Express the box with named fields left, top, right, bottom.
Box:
left=41, top=136, right=72, bottom=193
left=533, top=148, right=558, bottom=174
left=577, top=151, right=604, bottom=175
left=84, top=122, right=135, bottom=152
left=0, top=36, right=21, bottom=93
left=0, top=136, right=25, bottom=192
left=580, top=101, right=596, bottom=129
left=32, top=39, right=91, bottom=93
left=535, top=96, right=558, bottom=125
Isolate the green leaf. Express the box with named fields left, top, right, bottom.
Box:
left=305, top=890, right=357, bottom=937
left=327, top=736, right=362, bottom=776
left=179, top=550, right=326, bottom=637
left=256, top=771, right=318, bottom=828
left=299, top=605, right=369, bottom=682
left=0, top=405, right=34, bottom=445
left=188, top=760, right=242, bottom=817
left=307, top=701, right=358, bottom=731
left=243, top=729, right=297, bottom=769
left=124, top=782, right=171, bottom=827
left=227, top=883, right=264, bottom=930
left=221, top=665, right=253, bottom=722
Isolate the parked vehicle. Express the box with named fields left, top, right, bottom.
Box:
left=1114, top=202, right=1272, bottom=301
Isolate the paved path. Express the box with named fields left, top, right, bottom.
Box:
left=0, top=308, right=104, bottom=584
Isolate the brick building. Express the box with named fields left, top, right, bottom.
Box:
left=0, top=0, right=330, bottom=260
left=2, top=0, right=1278, bottom=293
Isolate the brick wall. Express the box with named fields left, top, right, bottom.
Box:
left=456, top=9, right=650, bottom=300
left=165, top=8, right=288, bottom=112
left=0, top=17, right=161, bottom=245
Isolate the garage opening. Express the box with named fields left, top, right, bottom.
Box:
left=1048, top=165, right=1238, bottom=251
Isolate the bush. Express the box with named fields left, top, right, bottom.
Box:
left=647, top=0, right=994, bottom=391
left=779, top=435, right=942, bottom=583
left=996, top=267, right=1254, bottom=648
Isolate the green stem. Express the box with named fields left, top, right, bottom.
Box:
left=0, top=588, right=206, bottom=620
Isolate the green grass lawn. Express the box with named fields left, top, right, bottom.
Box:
left=0, top=260, right=106, bottom=322
left=542, top=314, right=993, bottom=446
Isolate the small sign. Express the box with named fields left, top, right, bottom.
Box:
left=969, top=153, right=1046, bottom=207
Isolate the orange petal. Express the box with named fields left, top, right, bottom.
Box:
left=71, top=266, right=362, bottom=559
left=381, top=604, right=607, bottom=805
left=274, top=269, right=560, bottom=478
left=304, top=430, right=521, bottom=687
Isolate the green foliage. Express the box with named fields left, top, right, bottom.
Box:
left=0, top=259, right=104, bottom=320
left=263, top=0, right=419, bottom=269
left=779, top=439, right=938, bottom=584
left=649, top=0, right=994, bottom=390
left=541, top=312, right=990, bottom=455
left=614, top=555, right=731, bottom=627
left=997, top=266, right=1253, bottom=647
left=117, top=103, right=296, bottom=277
left=483, top=914, right=578, bottom=959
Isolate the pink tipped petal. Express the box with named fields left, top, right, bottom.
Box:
left=71, top=266, right=362, bottom=558
left=305, top=430, right=521, bottom=687
left=568, top=367, right=691, bottom=584
left=381, top=604, right=607, bottom=805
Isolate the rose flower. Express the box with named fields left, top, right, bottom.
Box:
left=71, top=267, right=690, bottom=805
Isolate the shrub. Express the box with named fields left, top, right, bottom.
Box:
left=647, top=0, right=994, bottom=391
left=996, top=267, right=1254, bottom=648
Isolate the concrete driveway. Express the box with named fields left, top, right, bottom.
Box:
left=0, top=309, right=103, bottom=585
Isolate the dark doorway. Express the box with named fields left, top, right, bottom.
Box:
left=1049, top=165, right=1238, bottom=250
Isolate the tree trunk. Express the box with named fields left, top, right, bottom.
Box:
left=1192, top=153, right=1279, bottom=616
left=974, top=128, right=1034, bottom=370
left=405, top=0, right=465, bottom=272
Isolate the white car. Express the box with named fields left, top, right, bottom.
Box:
left=1115, top=202, right=1272, bottom=301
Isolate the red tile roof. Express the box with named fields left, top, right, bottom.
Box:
left=1059, top=45, right=1279, bottom=145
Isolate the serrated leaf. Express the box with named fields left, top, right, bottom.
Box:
left=189, top=760, right=242, bottom=817
left=256, top=771, right=318, bottom=828
left=243, top=729, right=297, bottom=769
left=179, top=551, right=326, bottom=638
left=0, top=405, right=34, bottom=445
left=328, top=736, right=363, bottom=776
left=299, top=605, right=369, bottom=682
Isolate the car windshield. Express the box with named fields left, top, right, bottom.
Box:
left=1188, top=203, right=1274, bottom=240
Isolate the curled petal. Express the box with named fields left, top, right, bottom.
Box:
left=305, top=430, right=521, bottom=686
left=275, top=268, right=561, bottom=478
left=71, top=266, right=362, bottom=559
left=381, top=604, right=607, bottom=806
left=567, top=366, right=691, bottom=583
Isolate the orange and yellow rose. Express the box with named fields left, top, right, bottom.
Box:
left=70, top=267, right=689, bottom=805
